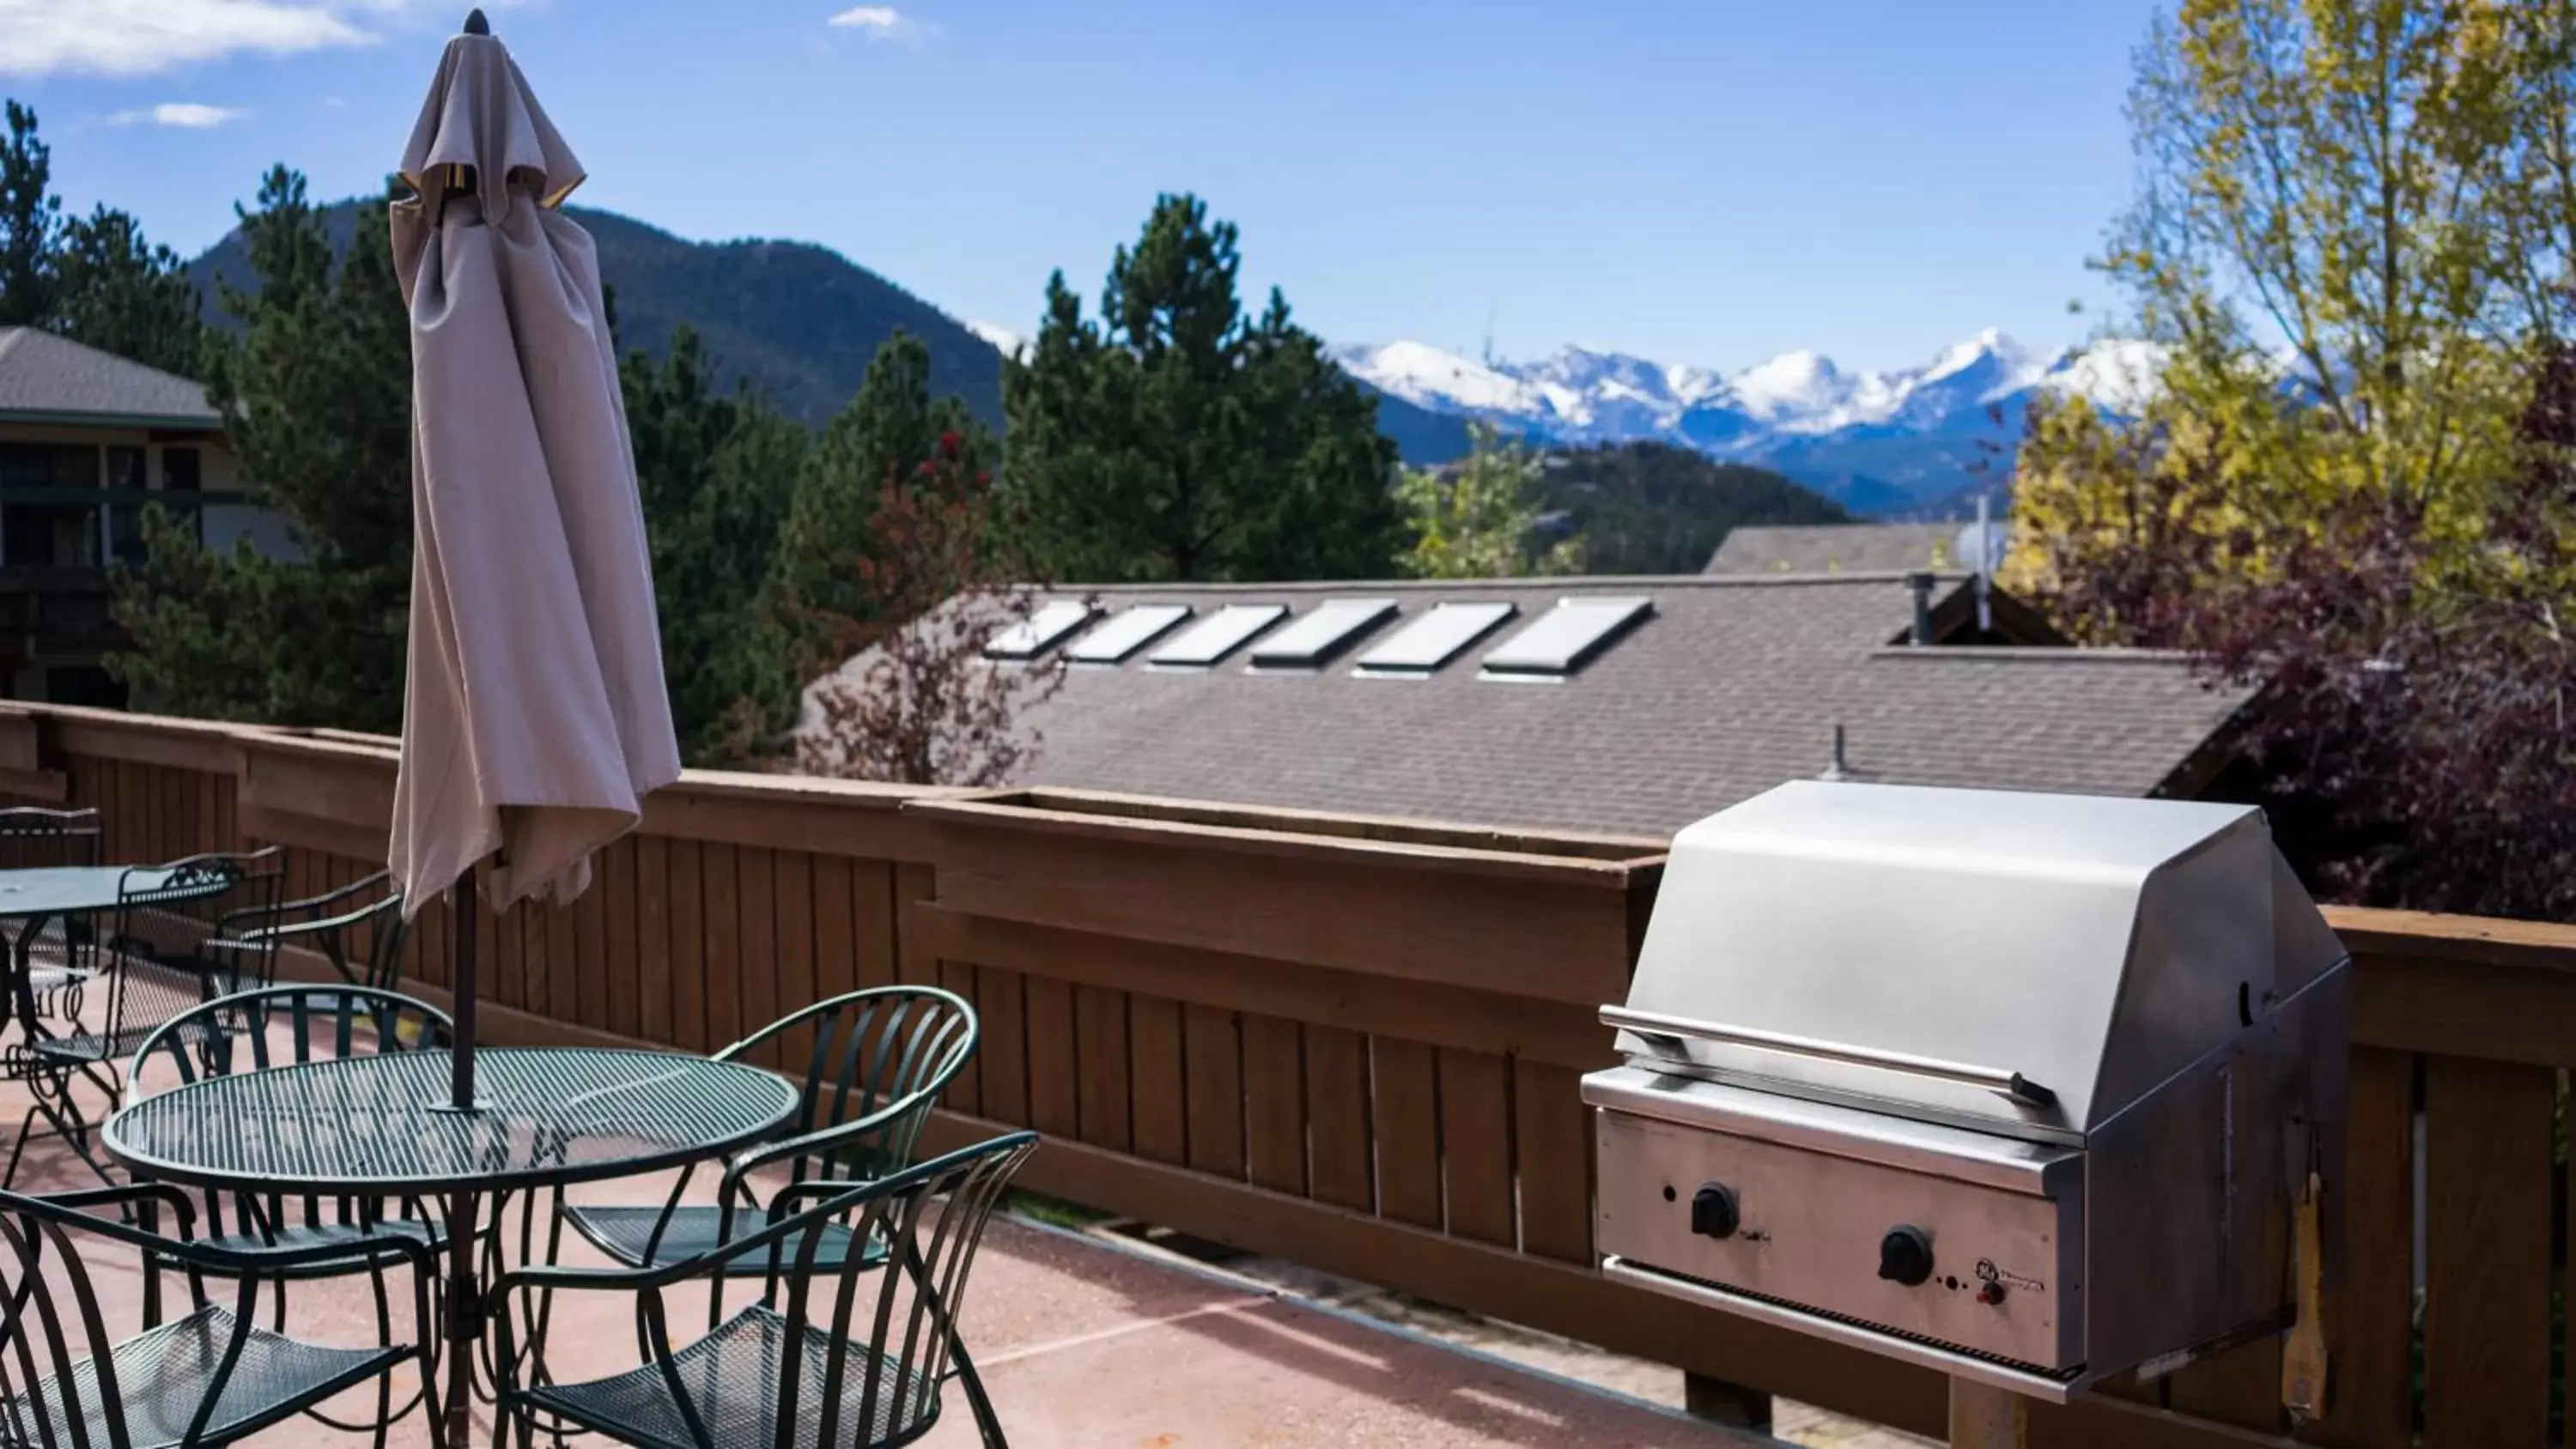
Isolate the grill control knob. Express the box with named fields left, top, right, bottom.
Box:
left=1689, top=1184, right=1740, bottom=1240
left=1878, top=1226, right=1935, bottom=1286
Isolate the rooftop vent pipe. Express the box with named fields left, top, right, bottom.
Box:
left=1905, top=571, right=1935, bottom=646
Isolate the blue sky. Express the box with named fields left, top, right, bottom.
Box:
left=3, top=1, right=2165, bottom=373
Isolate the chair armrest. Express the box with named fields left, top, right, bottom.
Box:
left=495, top=1178, right=885, bottom=1298
left=218, top=872, right=384, bottom=933
left=206, top=900, right=380, bottom=949
left=724, top=1087, right=932, bottom=1184
left=185, top=1224, right=440, bottom=1276
left=35, top=1181, right=200, bottom=1234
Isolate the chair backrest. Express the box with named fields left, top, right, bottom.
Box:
left=110, top=848, right=286, bottom=978
left=0, top=1185, right=204, bottom=1449
left=721, top=986, right=977, bottom=1189
left=672, top=1132, right=1036, bottom=1449
left=0, top=807, right=100, bottom=871
left=130, top=986, right=454, bottom=1242
left=331, top=883, right=410, bottom=993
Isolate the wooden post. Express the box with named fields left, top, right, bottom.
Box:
left=1947, top=1379, right=2026, bottom=1449
left=1681, top=1373, right=1771, bottom=1432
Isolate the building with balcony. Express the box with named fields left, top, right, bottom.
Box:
left=0, top=327, right=292, bottom=703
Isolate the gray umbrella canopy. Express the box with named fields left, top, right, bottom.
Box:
left=386, top=26, right=680, bottom=925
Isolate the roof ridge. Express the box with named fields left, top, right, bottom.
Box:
left=17, top=325, right=208, bottom=390
left=1869, top=645, right=2208, bottom=664
left=1049, top=571, right=1973, bottom=594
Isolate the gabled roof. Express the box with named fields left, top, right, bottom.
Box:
left=0, top=328, right=220, bottom=431
left=1707, top=523, right=1960, bottom=575
left=805, top=573, right=2257, bottom=841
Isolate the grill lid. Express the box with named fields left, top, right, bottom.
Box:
left=1617, top=781, right=2345, bottom=1142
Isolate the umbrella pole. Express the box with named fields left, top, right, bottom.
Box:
left=451, top=864, right=478, bottom=1110
left=443, top=861, right=482, bottom=1448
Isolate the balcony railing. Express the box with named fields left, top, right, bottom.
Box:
left=0, top=700, right=2562, bottom=1449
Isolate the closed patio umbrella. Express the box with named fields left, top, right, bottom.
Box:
left=387, top=6, right=680, bottom=1116
left=389, top=13, right=680, bottom=1442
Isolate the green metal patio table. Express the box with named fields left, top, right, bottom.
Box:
left=0, top=864, right=222, bottom=1040
left=102, top=1046, right=799, bottom=1444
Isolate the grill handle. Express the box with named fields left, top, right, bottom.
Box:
left=1598, top=1004, right=2058, bottom=1112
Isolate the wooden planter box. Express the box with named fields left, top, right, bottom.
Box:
left=903, top=788, right=1665, bottom=1004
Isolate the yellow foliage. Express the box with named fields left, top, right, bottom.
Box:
left=1396, top=425, right=1580, bottom=579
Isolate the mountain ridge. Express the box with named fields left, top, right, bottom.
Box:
left=1334, top=330, right=2163, bottom=513
left=188, top=200, right=1010, bottom=430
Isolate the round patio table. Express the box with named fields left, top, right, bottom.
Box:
left=104, top=1046, right=799, bottom=1440
left=0, top=865, right=220, bottom=1040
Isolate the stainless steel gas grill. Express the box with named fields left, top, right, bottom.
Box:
left=1585, top=780, right=2350, bottom=1405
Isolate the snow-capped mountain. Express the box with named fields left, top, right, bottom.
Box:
left=1332, top=330, right=2165, bottom=515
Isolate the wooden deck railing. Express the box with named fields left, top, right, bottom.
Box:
left=0, top=701, right=2564, bottom=1449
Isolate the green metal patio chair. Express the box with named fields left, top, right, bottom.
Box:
left=0, top=1179, right=443, bottom=1449
left=552, top=985, right=979, bottom=1282
left=0, top=806, right=104, bottom=1022
left=203, top=870, right=410, bottom=996
left=119, top=985, right=459, bottom=1439
left=6, top=852, right=283, bottom=1188
left=494, top=1132, right=1037, bottom=1449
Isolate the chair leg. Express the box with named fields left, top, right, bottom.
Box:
left=952, top=1337, right=1011, bottom=1448
left=13, top=1070, right=118, bottom=1190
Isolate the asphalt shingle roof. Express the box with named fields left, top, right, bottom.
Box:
left=0, top=328, right=219, bottom=427
left=1707, top=523, right=1963, bottom=575
left=806, top=574, right=2256, bottom=842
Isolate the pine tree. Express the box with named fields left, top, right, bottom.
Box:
left=0, top=101, right=58, bottom=328
left=772, top=330, right=993, bottom=627
left=52, top=205, right=204, bottom=377
left=1000, top=194, right=1402, bottom=582
left=110, top=168, right=413, bottom=729
left=722, top=330, right=999, bottom=758
left=623, top=325, right=809, bottom=761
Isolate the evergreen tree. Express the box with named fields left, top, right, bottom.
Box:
left=623, top=325, right=809, bottom=761
left=52, top=205, right=204, bottom=377
left=111, top=169, right=413, bottom=729
left=1000, top=194, right=1402, bottom=582
left=772, top=330, right=993, bottom=627
left=722, top=330, right=999, bottom=756
left=0, top=101, right=58, bottom=328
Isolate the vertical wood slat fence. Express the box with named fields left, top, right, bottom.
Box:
left=0, top=702, right=2567, bottom=1449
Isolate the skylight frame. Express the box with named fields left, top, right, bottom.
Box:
left=1245, top=597, right=1399, bottom=670
left=1352, top=601, right=1519, bottom=676
left=1478, top=597, right=1654, bottom=678
left=982, top=599, right=1096, bottom=662
left=1146, top=603, right=1289, bottom=668
left=1065, top=603, right=1194, bottom=664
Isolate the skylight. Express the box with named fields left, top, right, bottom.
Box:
left=983, top=600, right=1095, bottom=661
left=1148, top=603, right=1287, bottom=667
left=1066, top=604, right=1193, bottom=664
left=1247, top=598, right=1397, bottom=670
left=1354, top=602, right=1517, bottom=675
left=1479, top=597, right=1653, bottom=677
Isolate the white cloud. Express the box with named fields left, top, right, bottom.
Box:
left=827, top=5, right=934, bottom=43
left=0, top=0, right=527, bottom=79
left=109, top=102, right=251, bottom=128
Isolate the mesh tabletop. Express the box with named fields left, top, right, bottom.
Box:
left=0, top=865, right=204, bottom=920
left=104, top=1047, right=799, bottom=1195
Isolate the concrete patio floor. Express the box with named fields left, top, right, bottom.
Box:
left=0, top=1009, right=1768, bottom=1448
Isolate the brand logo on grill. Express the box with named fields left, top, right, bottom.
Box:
left=1975, top=1258, right=2045, bottom=1295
